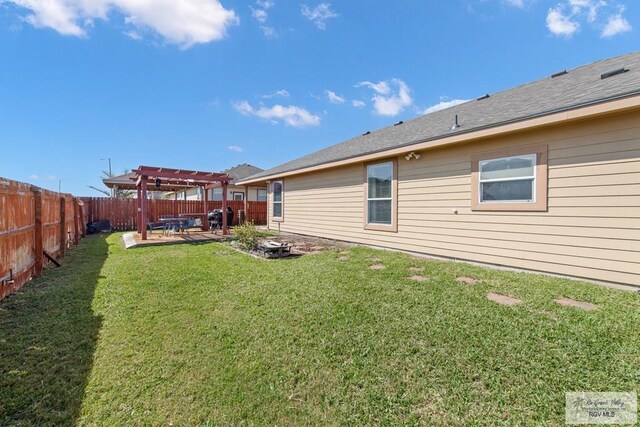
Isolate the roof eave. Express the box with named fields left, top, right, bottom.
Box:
left=238, top=92, right=640, bottom=185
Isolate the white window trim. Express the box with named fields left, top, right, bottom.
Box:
left=363, top=159, right=398, bottom=232
left=272, top=180, right=284, bottom=221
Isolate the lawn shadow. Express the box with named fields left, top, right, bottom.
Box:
left=0, top=235, right=108, bottom=426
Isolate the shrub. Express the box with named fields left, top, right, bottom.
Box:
left=235, top=221, right=260, bottom=252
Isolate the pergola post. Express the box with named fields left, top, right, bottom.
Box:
left=243, top=185, right=249, bottom=225
left=136, top=185, right=142, bottom=233
left=141, top=176, right=148, bottom=240
left=222, top=181, right=229, bottom=235
left=202, top=185, right=209, bottom=231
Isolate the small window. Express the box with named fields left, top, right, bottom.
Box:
left=471, top=144, right=548, bottom=211
left=232, top=192, right=244, bottom=201
left=257, top=188, right=267, bottom=202
left=364, top=159, right=397, bottom=232
left=211, top=188, right=223, bottom=201
left=272, top=181, right=283, bottom=220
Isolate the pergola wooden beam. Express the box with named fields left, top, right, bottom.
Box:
left=135, top=165, right=231, bottom=240
left=133, top=166, right=229, bottom=182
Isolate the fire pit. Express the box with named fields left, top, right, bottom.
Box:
left=257, top=241, right=292, bottom=258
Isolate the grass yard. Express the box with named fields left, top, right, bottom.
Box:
left=1, top=234, right=639, bottom=426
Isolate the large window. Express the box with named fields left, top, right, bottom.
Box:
left=272, top=180, right=283, bottom=220
left=471, top=144, right=548, bottom=211
left=365, top=160, right=397, bottom=231
left=257, top=188, right=267, bottom=202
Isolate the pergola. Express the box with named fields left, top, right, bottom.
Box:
left=131, top=166, right=231, bottom=240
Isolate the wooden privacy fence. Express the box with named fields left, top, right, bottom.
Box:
left=0, top=177, right=84, bottom=301
left=79, top=197, right=267, bottom=230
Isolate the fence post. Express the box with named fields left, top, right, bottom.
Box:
left=32, top=188, right=44, bottom=277
left=59, top=197, right=66, bottom=256
left=73, top=198, right=80, bottom=245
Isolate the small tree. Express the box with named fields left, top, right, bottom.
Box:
left=235, top=221, right=260, bottom=252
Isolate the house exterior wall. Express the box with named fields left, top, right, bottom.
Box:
left=267, top=109, right=640, bottom=286
left=168, top=185, right=266, bottom=201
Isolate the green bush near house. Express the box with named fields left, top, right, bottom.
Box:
left=234, top=220, right=261, bottom=251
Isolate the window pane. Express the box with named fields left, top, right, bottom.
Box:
left=273, top=182, right=282, bottom=202
left=273, top=202, right=282, bottom=218
left=368, top=200, right=391, bottom=224
left=257, top=189, right=267, bottom=202
left=212, top=188, right=223, bottom=201
left=480, top=155, right=535, bottom=180
left=368, top=163, right=392, bottom=199
left=481, top=179, right=534, bottom=202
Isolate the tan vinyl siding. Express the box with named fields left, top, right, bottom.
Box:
left=268, top=110, right=640, bottom=286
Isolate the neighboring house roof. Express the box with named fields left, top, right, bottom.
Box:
left=222, top=164, right=264, bottom=184
left=240, top=51, right=640, bottom=184
left=102, top=173, right=137, bottom=188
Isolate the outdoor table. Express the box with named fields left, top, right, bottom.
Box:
left=158, top=217, right=188, bottom=235
left=178, top=213, right=208, bottom=230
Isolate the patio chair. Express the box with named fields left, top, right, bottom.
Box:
left=147, top=221, right=165, bottom=234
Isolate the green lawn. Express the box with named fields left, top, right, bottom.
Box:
left=1, top=234, right=639, bottom=426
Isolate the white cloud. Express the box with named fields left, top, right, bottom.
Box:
left=123, top=30, right=142, bottom=40
left=325, top=90, right=345, bottom=104
left=568, top=0, right=605, bottom=23
left=546, top=6, right=580, bottom=36
left=351, top=100, right=366, bottom=108
left=547, top=1, right=631, bottom=38
left=227, top=145, right=245, bottom=152
left=356, top=78, right=413, bottom=117
left=261, top=26, right=277, bottom=38
left=233, top=101, right=321, bottom=128
left=261, top=89, right=289, bottom=98
left=423, top=98, right=470, bottom=115
left=29, top=174, right=40, bottom=180
left=251, top=8, right=268, bottom=23
left=250, top=1, right=277, bottom=38
left=356, top=80, right=390, bottom=95
left=256, top=0, right=274, bottom=9
left=5, top=0, right=239, bottom=48
left=504, top=0, right=526, bottom=8
left=301, top=3, right=337, bottom=30
left=602, top=13, right=632, bottom=37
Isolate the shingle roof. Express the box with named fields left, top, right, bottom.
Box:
left=223, top=163, right=264, bottom=183
left=241, top=51, right=640, bottom=183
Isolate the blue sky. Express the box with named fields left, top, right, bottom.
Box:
left=0, top=0, right=637, bottom=196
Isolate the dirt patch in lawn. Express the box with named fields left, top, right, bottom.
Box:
left=456, top=276, right=480, bottom=285
left=409, top=266, right=424, bottom=272
left=337, top=256, right=350, bottom=261
left=266, top=233, right=355, bottom=255
left=554, top=297, right=597, bottom=311
left=370, top=264, right=386, bottom=270
left=486, top=292, right=521, bottom=306
left=410, top=275, right=429, bottom=282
